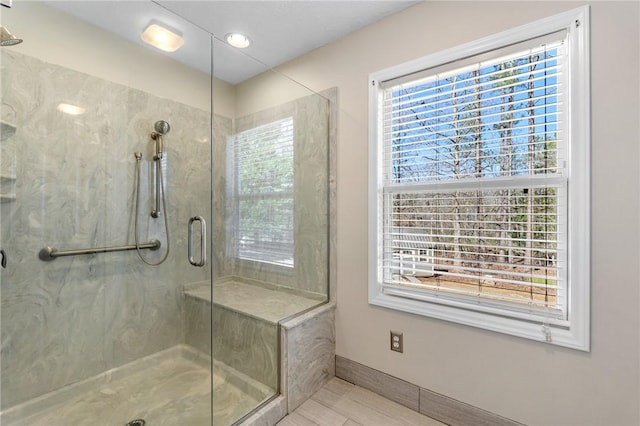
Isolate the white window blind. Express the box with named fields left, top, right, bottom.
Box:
left=381, top=36, right=567, bottom=318
left=229, top=117, right=294, bottom=267
left=369, top=7, right=590, bottom=350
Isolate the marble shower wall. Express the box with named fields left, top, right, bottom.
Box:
left=0, top=50, right=211, bottom=410
left=213, top=94, right=330, bottom=298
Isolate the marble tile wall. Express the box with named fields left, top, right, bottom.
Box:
left=184, top=292, right=212, bottom=356
left=322, top=88, right=338, bottom=304
left=213, top=94, right=330, bottom=298
left=212, top=114, right=232, bottom=280
left=0, top=50, right=211, bottom=410
left=213, top=304, right=279, bottom=390
left=281, top=303, right=335, bottom=412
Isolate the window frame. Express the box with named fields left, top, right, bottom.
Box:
left=368, top=6, right=590, bottom=351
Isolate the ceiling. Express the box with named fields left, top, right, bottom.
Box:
left=44, top=1, right=419, bottom=85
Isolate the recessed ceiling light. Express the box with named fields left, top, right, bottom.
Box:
left=57, top=103, right=85, bottom=116
left=225, top=33, right=251, bottom=49
left=141, top=23, right=184, bottom=53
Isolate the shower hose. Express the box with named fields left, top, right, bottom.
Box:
left=134, top=153, right=170, bottom=265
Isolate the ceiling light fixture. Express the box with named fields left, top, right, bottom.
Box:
left=225, top=33, right=251, bottom=49
left=57, top=103, right=85, bottom=116
left=141, top=23, right=184, bottom=53
left=0, top=25, right=23, bottom=46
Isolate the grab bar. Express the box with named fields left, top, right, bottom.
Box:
left=39, top=240, right=161, bottom=261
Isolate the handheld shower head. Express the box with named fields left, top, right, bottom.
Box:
left=151, top=120, right=169, bottom=160
left=154, top=120, right=170, bottom=135
left=150, top=120, right=170, bottom=219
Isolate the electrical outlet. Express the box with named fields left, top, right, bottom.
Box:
left=390, top=331, right=403, bottom=353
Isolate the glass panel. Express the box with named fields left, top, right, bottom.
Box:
left=1, top=1, right=334, bottom=424
left=0, top=2, right=212, bottom=425
left=209, top=36, right=332, bottom=424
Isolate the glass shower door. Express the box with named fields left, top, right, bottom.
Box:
left=0, top=2, right=213, bottom=425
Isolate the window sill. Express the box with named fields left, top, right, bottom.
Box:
left=369, top=288, right=589, bottom=351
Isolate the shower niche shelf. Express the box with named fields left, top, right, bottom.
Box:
left=0, top=174, right=16, bottom=183
left=0, top=174, right=16, bottom=203
left=0, top=193, right=16, bottom=203
left=0, top=120, right=16, bottom=141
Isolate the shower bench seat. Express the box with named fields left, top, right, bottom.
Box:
left=183, top=280, right=335, bottom=425
left=185, top=279, right=324, bottom=323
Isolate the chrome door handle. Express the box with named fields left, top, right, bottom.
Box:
left=188, top=216, right=206, bottom=267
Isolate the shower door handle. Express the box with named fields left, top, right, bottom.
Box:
left=188, top=216, right=206, bottom=267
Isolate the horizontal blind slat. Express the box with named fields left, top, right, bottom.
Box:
left=233, top=116, right=295, bottom=267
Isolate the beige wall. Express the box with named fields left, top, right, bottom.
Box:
left=235, top=68, right=319, bottom=117
left=242, top=2, right=640, bottom=424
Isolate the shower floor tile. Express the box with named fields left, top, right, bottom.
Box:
left=5, top=347, right=273, bottom=426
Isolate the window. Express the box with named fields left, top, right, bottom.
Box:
left=228, top=117, right=294, bottom=268
left=369, top=7, right=590, bottom=350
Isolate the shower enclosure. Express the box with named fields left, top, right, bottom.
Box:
left=0, top=2, right=331, bottom=425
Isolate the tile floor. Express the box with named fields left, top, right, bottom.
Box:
left=4, top=355, right=443, bottom=426
left=277, top=377, right=445, bottom=426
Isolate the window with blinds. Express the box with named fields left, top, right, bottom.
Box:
left=229, top=117, right=294, bottom=268
left=369, top=7, right=590, bottom=350
left=383, top=35, right=567, bottom=317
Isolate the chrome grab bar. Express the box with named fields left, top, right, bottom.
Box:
left=39, top=240, right=161, bottom=262
left=188, top=216, right=206, bottom=267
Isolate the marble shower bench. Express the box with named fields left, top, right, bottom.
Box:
left=184, top=280, right=335, bottom=424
